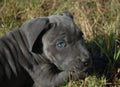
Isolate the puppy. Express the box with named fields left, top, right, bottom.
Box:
left=0, top=12, right=91, bottom=87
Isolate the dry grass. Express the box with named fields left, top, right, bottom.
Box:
left=0, top=0, right=120, bottom=87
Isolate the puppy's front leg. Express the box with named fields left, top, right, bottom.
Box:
left=32, top=64, right=71, bottom=87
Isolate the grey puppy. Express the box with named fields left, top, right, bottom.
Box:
left=0, top=12, right=91, bottom=87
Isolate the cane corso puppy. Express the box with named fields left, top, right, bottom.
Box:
left=0, top=12, right=91, bottom=87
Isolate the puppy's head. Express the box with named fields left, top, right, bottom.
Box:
left=21, top=12, right=91, bottom=78
left=42, top=12, right=91, bottom=76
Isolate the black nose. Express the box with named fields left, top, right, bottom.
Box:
left=59, top=11, right=73, bottom=19
left=80, top=57, right=91, bottom=67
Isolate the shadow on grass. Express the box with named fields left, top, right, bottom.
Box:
left=86, top=32, right=120, bottom=85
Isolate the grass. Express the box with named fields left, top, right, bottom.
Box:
left=0, top=0, right=120, bottom=86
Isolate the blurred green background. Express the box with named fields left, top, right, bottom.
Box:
left=0, top=0, right=120, bottom=86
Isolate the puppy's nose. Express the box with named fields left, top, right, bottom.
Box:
left=80, top=58, right=91, bottom=67
left=59, top=12, right=73, bottom=19
left=80, top=50, right=91, bottom=66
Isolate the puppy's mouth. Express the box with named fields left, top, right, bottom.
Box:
left=71, top=64, right=91, bottom=79
left=68, top=67, right=89, bottom=80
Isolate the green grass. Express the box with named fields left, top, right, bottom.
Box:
left=0, top=0, right=120, bottom=87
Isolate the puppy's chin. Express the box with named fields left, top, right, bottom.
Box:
left=79, top=72, right=88, bottom=79
left=69, top=70, right=88, bottom=81
left=79, top=70, right=89, bottom=79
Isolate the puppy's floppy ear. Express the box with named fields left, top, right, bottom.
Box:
left=32, top=22, right=54, bottom=54
left=20, top=17, right=51, bottom=53
left=59, top=11, right=73, bottom=19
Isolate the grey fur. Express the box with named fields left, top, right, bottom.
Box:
left=0, top=12, right=91, bottom=87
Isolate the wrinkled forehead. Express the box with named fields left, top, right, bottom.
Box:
left=48, top=15, right=74, bottom=28
left=43, top=15, right=81, bottom=43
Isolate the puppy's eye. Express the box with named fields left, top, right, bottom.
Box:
left=56, top=40, right=66, bottom=48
